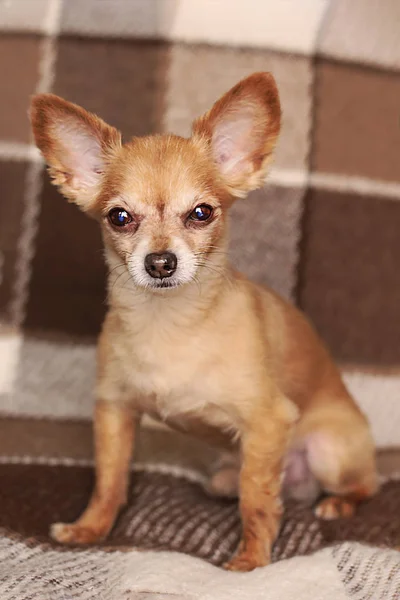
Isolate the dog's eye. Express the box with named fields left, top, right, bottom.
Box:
left=108, top=208, right=133, bottom=227
left=189, top=204, right=213, bottom=222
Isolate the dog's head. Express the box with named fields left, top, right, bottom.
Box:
left=30, top=73, right=281, bottom=292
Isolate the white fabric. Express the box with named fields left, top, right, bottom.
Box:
left=0, top=535, right=398, bottom=600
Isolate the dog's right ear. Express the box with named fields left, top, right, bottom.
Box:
left=30, top=94, right=121, bottom=212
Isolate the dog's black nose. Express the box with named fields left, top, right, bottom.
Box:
left=144, top=252, right=177, bottom=279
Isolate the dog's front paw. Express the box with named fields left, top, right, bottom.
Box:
left=223, top=550, right=270, bottom=572
left=50, top=522, right=108, bottom=545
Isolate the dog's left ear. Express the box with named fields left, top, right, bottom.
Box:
left=192, top=72, right=281, bottom=198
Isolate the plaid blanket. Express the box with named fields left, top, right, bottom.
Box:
left=0, top=520, right=399, bottom=599
left=0, top=1, right=399, bottom=597
left=0, top=459, right=399, bottom=599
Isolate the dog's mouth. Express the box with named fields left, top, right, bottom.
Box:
left=148, top=279, right=181, bottom=290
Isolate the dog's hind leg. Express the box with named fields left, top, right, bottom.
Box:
left=292, top=399, right=378, bottom=520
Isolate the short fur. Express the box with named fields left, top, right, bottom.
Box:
left=30, top=73, right=378, bottom=572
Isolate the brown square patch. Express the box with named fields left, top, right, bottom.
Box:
left=312, top=60, right=400, bottom=183
left=0, top=35, right=41, bottom=142
left=54, top=37, right=170, bottom=137
left=298, top=189, right=400, bottom=366
left=0, top=160, right=29, bottom=322
left=24, top=176, right=106, bottom=337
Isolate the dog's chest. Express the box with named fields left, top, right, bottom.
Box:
left=120, top=325, right=237, bottom=431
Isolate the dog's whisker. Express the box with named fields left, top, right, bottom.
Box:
left=195, top=249, right=230, bottom=258
left=194, top=261, right=234, bottom=288
left=108, top=263, right=127, bottom=276
left=189, top=272, right=202, bottom=295
left=111, top=269, right=135, bottom=292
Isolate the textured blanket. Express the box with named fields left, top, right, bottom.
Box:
left=1, top=460, right=400, bottom=562
left=0, top=537, right=399, bottom=600
left=0, top=459, right=399, bottom=599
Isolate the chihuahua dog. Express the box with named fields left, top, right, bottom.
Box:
left=30, top=72, right=378, bottom=571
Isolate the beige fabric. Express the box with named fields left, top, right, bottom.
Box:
left=0, top=0, right=51, bottom=32
left=60, top=0, right=329, bottom=54
left=164, top=45, right=312, bottom=173
left=0, top=535, right=398, bottom=600
left=319, top=0, right=400, bottom=70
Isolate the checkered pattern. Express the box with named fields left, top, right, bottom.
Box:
left=0, top=0, right=399, bottom=448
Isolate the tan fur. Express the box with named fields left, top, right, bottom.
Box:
left=51, top=402, right=137, bottom=544
left=30, top=73, right=378, bottom=572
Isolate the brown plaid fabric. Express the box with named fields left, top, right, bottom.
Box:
left=0, top=2, right=399, bottom=590
left=1, top=462, right=400, bottom=565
